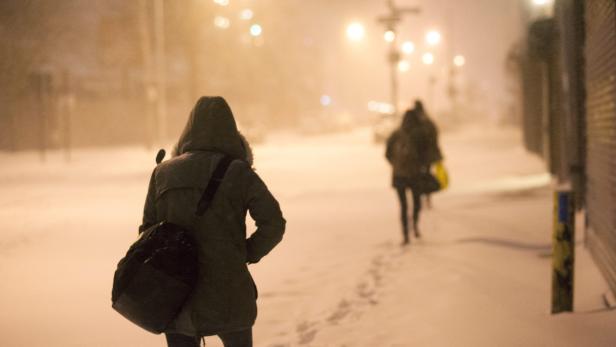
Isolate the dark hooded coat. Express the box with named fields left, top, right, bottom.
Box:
left=385, top=109, right=442, bottom=187
left=139, top=96, right=286, bottom=336
left=415, top=106, right=443, bottom=165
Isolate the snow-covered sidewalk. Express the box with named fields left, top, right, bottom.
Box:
left=0, top=126, right=614, bottom=346
left=249, top=126, right=616, bottom=347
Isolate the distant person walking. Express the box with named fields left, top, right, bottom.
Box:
left=386, top=107, right=442, bottom=245
left=413, top=100, right=443, bottom=208
left=139, top=96, right=286, bottom=347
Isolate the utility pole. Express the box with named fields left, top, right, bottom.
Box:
left=138, top=0, right=156, bottom=148
left=187, top=0, right=201, bottom=102
left=377, top=0, right=420, bottom=116
left=153, top=0, right=168, bottom=144
left=446, top=7, right=454, bottom=117
left=30, top=72, right=52, bottom=162
left=59, top=70, right=75, bottom=162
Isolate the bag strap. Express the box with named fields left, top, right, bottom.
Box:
left=195, top=155, right=234, bottom=216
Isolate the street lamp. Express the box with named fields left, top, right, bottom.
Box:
left=240, top=9, right=254, bottom=20
left=250, top=24, right=262, bottom=37
left=346, top=22, right=365, bottom=42
left=398, top=60, right=410, bottom=72
left=376, top=0, right=421, bottom=115
left=214, top=16, right=230, bottom=29
left=453, top=54, right=466, bottom=67
left=425, top=30, right=441, bottom=46
left=384, top=30, right=396, bottom=43
left=320, top=95, right=332, bottom=107
left=401, top=41, right=415, bottom=55
left=531, top=0, right=553, bottom=17
left=422, top=52, right=434, bottom=65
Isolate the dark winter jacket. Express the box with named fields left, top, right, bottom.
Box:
left=385, top=109, right=442, bottom=187
left=139, top=96, right=286, bottom=336
left=417, top=110, right=443, bottom=165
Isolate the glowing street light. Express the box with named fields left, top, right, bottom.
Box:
left=368, top=101, right=395, bottom=114
left=320, top=95, right=332, bottom=107
left=425, top=30, right=441, bottom=46
left=250, top=24, right=262, bottom=37
left=531, top=0, right=553, bottom=17
left=422, top=52, right=434, bottom=65
left=384, top=30, right=396, bottom=43
left=240, top=9, right=254, bottom=20
left=453, top=54, right=466, bottom=67
left=398, top=60, right=410, bottom=72
left=346, top=22, right=365, bottom=42
left=214, top=16, right=230, bottom=29
left=401, top=41, right=415, bottom=55
left=213, top=0, right=229, bottom=6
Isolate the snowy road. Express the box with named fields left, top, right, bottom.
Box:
left=1, top=126, right=615, bottom=347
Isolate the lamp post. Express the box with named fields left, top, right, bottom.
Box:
left=153, top=0, right=167, bottom=144
left=531, top=0, right=554, bottom=18
left=420, top=52, right=435, bottom=106
left=425, top=30, right=442, bottom=46
left=376, top=0, right=420, bottom=116
left=346, top=22, right=366, bottom=42
left=448, top=54, right=465, bottom=118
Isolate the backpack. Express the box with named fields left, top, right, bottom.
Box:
left=111, top=155, right=233, bottom=334
left=389, top=130, right=421, bottom=177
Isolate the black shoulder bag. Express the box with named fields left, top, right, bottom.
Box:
left=111, top=155, right=234, bottom=334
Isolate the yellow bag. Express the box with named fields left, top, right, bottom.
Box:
left=434, top=161, right=449, bottom=190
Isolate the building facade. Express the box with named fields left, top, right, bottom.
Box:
left=583, top=0, right=616, bottom=297
left=520, top=0, right=616, bottom=296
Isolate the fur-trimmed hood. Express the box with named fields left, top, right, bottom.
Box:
left=141, top=98, right=284, bottom=334
left=173, top=96, right=253, bottom=166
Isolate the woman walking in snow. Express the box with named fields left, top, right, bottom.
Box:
left=385, top=108, right=441, bottom=245
left=139, top=96, right=286, bottom=347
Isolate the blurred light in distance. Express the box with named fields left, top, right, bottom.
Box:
left=213, top=0, right=229, bottom=6
left=214, top=16, right=230, bottom=29
left=425, top=30, right=441, bottom=46
left=346, top=22, right=365, bottom=42
left=398, top=60, right=410, bottom=72
left=240, top=9, right=254, bottom=20
left=532, top=0, right=550, bottom=5
left=422, top=52, right=434, bottom=65
left=401, top=41, right=415, bottom=55
left=250, top=24, right=262, bottom=37
left=384, top=30, right=396, bottom=43
left=368, top=101, right=395, bottom=114
left=453, top=54, right=466, bottom=67
left=320, top=95, right=332, bottom=107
